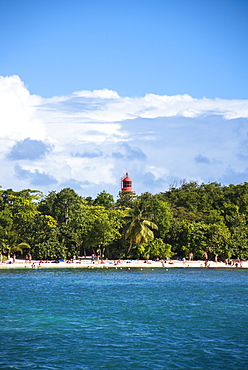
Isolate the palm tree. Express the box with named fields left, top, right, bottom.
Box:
left=7, top=242, right=31, bottom=260
left=2, top=229, right=31, bottom=260
left=124, top=203, right=158, bottom=256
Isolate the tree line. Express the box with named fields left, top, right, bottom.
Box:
left=1, top=181, right=248, bottom=261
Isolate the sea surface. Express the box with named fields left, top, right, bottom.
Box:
left=0, top=267, right=247, bottom=369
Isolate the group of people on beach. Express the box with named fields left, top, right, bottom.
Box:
left=225, top=258, right=242, bottom=268
left=1, top=249, right=246, bottom=269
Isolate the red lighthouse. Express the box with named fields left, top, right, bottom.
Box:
left=121, top=172, right=134, bottom=193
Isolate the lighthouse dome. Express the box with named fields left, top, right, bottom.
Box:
left=121, top=172, right=134, bottom=193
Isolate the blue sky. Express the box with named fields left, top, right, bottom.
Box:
left=0, top=0, right=248, bottom=198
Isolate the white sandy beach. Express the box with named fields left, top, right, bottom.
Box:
left=0, top=258, right=247, bottom=269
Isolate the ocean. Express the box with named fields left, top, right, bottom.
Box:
left=0, top=268, right=247, bottom=369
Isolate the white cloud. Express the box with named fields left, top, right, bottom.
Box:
left=37, top=88, right=248, bottom=125
left=73, top=88, right=119, bottom=99
left=1, top=75, right=248, bottom=196
left=0, top=75, right=45, bottom=142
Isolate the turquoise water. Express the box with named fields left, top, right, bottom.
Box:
left=0, top=268, right=247, bottom=369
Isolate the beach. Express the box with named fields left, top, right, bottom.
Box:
left=1, top=258, right=247, bottom=269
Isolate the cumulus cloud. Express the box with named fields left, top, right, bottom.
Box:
left=0, top=75, right=45, bottom=142
left=15, top=165, right=58, bottom=186
left=141, top=172, right=166, bottom=188
left=59, top=178, right=91, bottom=191
left=220, top=167, right=248, bottom=185
left=112, top=142, right=147, bottom=161
left=38, top=86, right=248, bottom=125
left=1, top=75, right=248, bottom=197
left=7, top=138, right=52, bottom=160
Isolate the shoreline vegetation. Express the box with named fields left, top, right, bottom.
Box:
left=1, top=258, right=247, bottom=269
left=2, top=182, right=248, bottom=264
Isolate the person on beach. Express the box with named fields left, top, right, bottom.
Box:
left=145, top=254, right=152, bottom=264
left=91, top=254, right=95, bottom=264
left=189, top=253, right=193, bottom=261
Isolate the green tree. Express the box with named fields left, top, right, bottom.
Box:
left=138, top=193, right=172, bottom=239
left=38, top=188, right=86, bottom=258
left=181, top=222, right=209, bottom=259
left=6, top=241, right=31, bottom=260
left=124, top=200, right=158, bottom=256
left=93, top=190, right=115, bottom=209
left=30, top=214, right=64, bottom=260
left=138, top=238, right=173, bottom=260
left=0, top=189, right=40, bottom=259
left=228, top=222, right=248, bottom=260
left=82, top=206, right=126, bottom=258
left=116, top=192, right=137, bottom=209
left=205, top=223, right=231, bottom=259
left=38, top=188, right=82, bottom=225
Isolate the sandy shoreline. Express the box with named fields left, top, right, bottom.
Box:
left=0, top=259, right=247, bottom=269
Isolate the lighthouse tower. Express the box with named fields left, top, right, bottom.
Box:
left=121, top=172, right=135, bottom=194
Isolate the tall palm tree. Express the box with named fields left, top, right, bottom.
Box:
left=124, top=203, right=158, bottom=256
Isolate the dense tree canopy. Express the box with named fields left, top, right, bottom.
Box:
left=1, top=181, right=248, bottom=261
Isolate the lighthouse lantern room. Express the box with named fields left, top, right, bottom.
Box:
left=121, top=172, right=134, bottom=193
